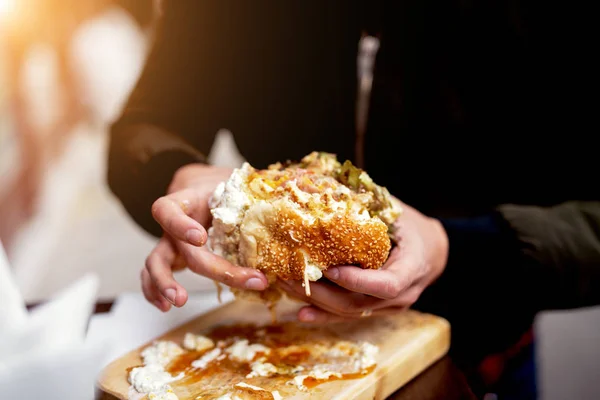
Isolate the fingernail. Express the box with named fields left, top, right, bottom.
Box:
left=301, top=309, right=316, bottom=322
left=245, top=278, right=266, bottom=290
left=186, top=229, right=204, bottom=245
left=164, top=288, right=177, bottom=304
left=324, top=267, right=339, bottom=280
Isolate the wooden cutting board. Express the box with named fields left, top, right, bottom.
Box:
left=98, top=298, right=450, bottom=400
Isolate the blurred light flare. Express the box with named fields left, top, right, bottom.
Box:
left=0, top=0, right=16, bottom=18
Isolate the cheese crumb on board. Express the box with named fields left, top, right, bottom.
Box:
left=224, top=339, right=271, bottom=362
left=289, top=365, right=343, bottom=391
left=128, top=341, right=184, bottom=400
left=355, top=342, right=379, bottom=370
left=191, top=348, right=222, bottom=370
left=271, top=391, right=283, bottom=400
left=183, top=333, right=215, bottom=352
left=141, top=341, right=184, bottom=367
left=246, top=359, right=278, bottom=378
left=234, top=382, right=283, bottom=400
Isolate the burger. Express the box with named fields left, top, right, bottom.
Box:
left=207, top=152, right=402, bottom=305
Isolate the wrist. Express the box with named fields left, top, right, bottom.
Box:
left=429, top=217, right=449, bottom=282
left=168, top=162, right=210, bottom=193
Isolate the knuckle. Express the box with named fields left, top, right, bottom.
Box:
left=405, top=291, right=420, bottom=305
left=142, top=290, right=152, bottom=302
left=219, top=270, right=235, bottom=285
left=145, top=253, right=162, bottom=278
left=382, top=279, right=404, bottom=299
left=401, top=288, right=421, bottom=306
left=144, top=255, right=153, bottom=271
left=141, top=285, right=153, bottom=301
left=342, top=269, right=363, bottom=290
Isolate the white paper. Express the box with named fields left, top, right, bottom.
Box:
left=0, top=341, right=108, bottom=400
left=110, top=289, right=234, bottom=333
left=0, top=240, right=28, bottom=331
left=0, top=245, right=104, bottom=400
left=0, top=273, right=99, bottom=363
left=535, top=307, right=600, bottom=400
left=87, top=290, right=234, bottom=369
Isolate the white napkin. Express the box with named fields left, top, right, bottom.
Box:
left=86, top=290, right=234, bottom=369
left=0, top=240, right=107, bottom=400
left=0, top=241, right=28, bottom=331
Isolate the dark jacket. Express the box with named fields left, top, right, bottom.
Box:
left=107, top=1, right=600, bottom=364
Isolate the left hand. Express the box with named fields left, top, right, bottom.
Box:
left=142, top=163, right=268, bottom=312
left=278, top=201, right=449, bottom=323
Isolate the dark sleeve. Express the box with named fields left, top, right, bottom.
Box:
left=107, top=124, right=206, bottom=238
left=497, top=201, right=600, bottom=309
left=107, top=2, right=231, bottom=237
left=414, top=201, right=600, bottom=364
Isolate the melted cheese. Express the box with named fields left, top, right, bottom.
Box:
left=301, top=254, right=323, bottom=297
left=209, top=165, right=253, bottom=230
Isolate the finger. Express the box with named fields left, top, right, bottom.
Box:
left=277, top=279, right=390, bottom=317
left=392, top=283, right=424, bottom=307
left=172, top=253, right=187, bottom=272
left=141, top=268, right=171, bottom=312
left=323, top=248, right=420, bottom=300
left=323, top=266, right=408, bottom=300
left=297, top=305, right=408, bottom=324
left=145, top=237, right=189, bottom=307
left=179, top=243, right=269, bottom=291
left=151, top=189, right=208, bottom=246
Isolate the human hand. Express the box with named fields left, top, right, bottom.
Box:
left=141, top=163, right=269, bottom=311
left=278, top=201, right=448, bottom=323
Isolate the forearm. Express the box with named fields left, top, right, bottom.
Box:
left=107, top=123, right=206, bottom=237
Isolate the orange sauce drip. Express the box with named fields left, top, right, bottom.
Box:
left=302, top=365, right=377, bottom=389
left=213, top=281, right=223, bottom=303
left=267, top=302, right=277, bottom=325
left=167, top=351, right=203, bottom=375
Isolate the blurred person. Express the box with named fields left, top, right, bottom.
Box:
left=107, top=2, right=599, bottom=398
left=0, top=0, right=156, bottom=249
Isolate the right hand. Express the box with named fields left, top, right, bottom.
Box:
left=141, top=163, right=269, bottom=312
